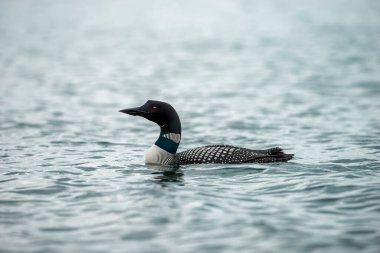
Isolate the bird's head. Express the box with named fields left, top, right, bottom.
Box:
left=119, top=100, right=181, bottom=134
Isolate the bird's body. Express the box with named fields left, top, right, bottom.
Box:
left=120, top=100, right=293, bottom=166
left=175, top=145, right=293, bottom=165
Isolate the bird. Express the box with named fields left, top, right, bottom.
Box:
left=119, top=100, right=294, bottom=166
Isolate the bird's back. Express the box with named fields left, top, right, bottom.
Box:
left=174, top=145, right=293, bottom=165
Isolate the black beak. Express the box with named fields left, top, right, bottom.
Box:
left=119, top=107, right=146, bottom=116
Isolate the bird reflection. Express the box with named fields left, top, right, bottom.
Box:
left=147, top=165, right=184, bottom=184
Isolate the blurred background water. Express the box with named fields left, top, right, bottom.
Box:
left=1, top=0, right=380, bottom=252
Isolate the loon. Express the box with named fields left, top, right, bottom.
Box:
left=119, top=100, right=294, bottom=166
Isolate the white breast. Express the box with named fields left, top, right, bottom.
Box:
left=145, top=144, right=173, bottom=165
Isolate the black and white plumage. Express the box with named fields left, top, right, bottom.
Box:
left=119, top=100, right=294, bottom=166
left=174, top=145, right=292, bottom=165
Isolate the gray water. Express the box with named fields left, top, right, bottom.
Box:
left=1, top=0, right=380, bottom=252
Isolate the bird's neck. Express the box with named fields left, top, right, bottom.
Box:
left=154, top=124, right=181, bottom=154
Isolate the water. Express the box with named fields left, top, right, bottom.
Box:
left=1, top=0, right=380, bottom=252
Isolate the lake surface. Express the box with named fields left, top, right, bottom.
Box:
left=1, top=0, right=380, bottom=252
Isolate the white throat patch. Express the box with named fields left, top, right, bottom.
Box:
left=161, top=133, right=181, bottom=143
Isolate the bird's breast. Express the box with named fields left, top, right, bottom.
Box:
left=145, top=144, right=173, bottom=165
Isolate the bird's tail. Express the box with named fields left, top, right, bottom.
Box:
left=246, top=147, right=294, bottom=163
left=263, top=147, right=293, bottom=162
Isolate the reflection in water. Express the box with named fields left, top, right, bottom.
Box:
left=151, top=169, right=184, bottom=184
left=146, top=164, right=180, bottom=172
